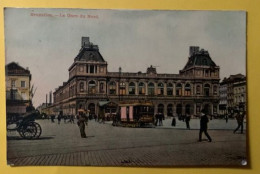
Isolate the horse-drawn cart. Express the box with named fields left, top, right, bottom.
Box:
left=7, top=110, right=42, bottom=140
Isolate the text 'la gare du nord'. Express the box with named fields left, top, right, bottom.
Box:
left=30, top=12, right=99, bottom=19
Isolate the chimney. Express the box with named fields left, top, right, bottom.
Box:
left=82, top=37, right=90, bottom=47
left=49, top=91, right=52, bottom=104
left=46, top=94, right=48, bottom=107
left=189, top=46, right=200, bottom=56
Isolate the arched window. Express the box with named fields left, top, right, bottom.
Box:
left=120, top=82, right=126, bottom=95
left=80, top=82, right=84, bottom=92
left=109, top=81, right=116, bottom=95
left=176, top=104, right=182, bottom=116
left=138, top=82, right=145, bottom=95
left=148, top=83, right=155, bottom=95
left=167, top=104, right=173, bottom=116
left=167, top=83, right=173, bottom=95
left=203, top=104, right=210, bottom=114
left=129, top=82, right=136, bottom=95
left=88, top=81, right=96, bottom=94
left=204, top=84, right=210, bottom=96
left=157, top=83, right=164, bottom=95
left=176, top=83, right=182, bottom=96
left=185, top=104, right=191, bottom=114
left=213, top=85, right=218, bottom=95
left=99, top=82, right=104, bottom=93
left=158, top=104, right=164, bottom=113
left=196, top=85, right=201, bottom=95
left=184, top=83, right=191, bottom=96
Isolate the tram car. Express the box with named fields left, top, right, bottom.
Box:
left=118, top=101, right=155, bottom=127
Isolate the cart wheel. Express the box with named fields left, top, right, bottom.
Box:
left=33, top=122, right=42, bottom=138
left=20, top=122, right=37, bottom=140
left=18, top=128, right=25, bottom=138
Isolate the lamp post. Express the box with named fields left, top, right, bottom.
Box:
left=118, top=67, right=122, bottom=101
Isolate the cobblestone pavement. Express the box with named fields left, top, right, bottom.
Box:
left=7, top=118, right=247, bottom=166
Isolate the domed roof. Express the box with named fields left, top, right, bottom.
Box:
left=183, top=48, right=217, bottom=70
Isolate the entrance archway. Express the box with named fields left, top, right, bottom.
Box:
left=203, top=104, right=210, bottom=114
left=185, top=104, right=191, bottom=115
left=158, top=104, right=164, bottom=113
left=176, top=104, right=182, bottom=116
left=88, top=103, right=95, bottom=115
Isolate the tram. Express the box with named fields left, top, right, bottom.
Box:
left=118, top=101, right=155, bottom=127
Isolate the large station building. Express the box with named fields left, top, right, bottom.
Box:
left=50, top=37, right=220, bottom=117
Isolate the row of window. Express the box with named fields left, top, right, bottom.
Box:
left=82, top=102, right=216, bottom=115
left=79, top=81, right=218, bottom=96
left=11, top=80, right=26, bottom=88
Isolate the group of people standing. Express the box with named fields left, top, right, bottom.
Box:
left=154, top=112, right=165, bottom=126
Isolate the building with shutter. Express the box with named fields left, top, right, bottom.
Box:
left=6, top=62, right=32, bottom=114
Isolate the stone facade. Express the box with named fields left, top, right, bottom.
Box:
left=220, top=74, right=246, bottom=114
left=51, top=37, right=220, bottom=116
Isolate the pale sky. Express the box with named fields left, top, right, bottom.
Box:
left=4, top=8, right=246, bottom=107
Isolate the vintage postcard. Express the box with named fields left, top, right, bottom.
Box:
left=5, top=8, right=247, bottom=166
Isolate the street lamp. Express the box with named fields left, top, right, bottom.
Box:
left=118, top=67, right=122, bottom=101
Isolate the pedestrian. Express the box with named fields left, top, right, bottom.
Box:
left=225, top=114, right=229, bottom=123
left=57, top=112, right=62, bottom=124
left=86, top=110, right=90, bottom=124
left=77, top=110, right=88, bottom=138
left=185, top=114, right=191, bottom=129
left=94, top=114, right=97, bottom=122
left=198, top=109, right=212, bottom=142
left=233, top=110, right=245, bottom=134
left=64, top=115, right=67, bottom=123
left=51, top=115, right=55, bottom=123
left=159, top=112, right=164, bottom=126
left=70, top=115, right=74, bottom=124
left=154, top=113, right=159, bottom=126
left=171, top=115, right=176, bottom=127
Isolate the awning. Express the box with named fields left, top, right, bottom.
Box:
left=98, top=101, right=110, bottom=107
left=98, top=101, right=118, bottom=107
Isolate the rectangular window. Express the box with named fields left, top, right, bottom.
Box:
left=90, top=65, right=94, bottom=73
left=21, top=81, right=26, bottom=88
left=11, top=80, right=16, bottom=88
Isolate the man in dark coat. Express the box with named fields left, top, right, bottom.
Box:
left=233, top=110, right=245, bottom=134
left=185, top=114, right=191, bottom=129
left=199, top=109, right=212, bottom=142
left=77, top=111, right=87, bottom=138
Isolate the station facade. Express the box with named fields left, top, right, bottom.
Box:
left=51, top=37, right=220, bottom=117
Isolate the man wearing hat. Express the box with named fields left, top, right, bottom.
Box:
left=233, top=109, right=245, bottom=134
left=198, top=109, right=212, bottom=142
left=77, top=109, right=88, bottom=138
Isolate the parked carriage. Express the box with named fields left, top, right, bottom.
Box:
left=7, top=110, right=42, bottom=139
left=118, top=101, right=155, bottom=127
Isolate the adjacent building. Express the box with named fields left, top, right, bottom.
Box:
left=49, top=37, right=220, bottom=117
left=6, top=62, right=32, bottom=114
left=219, top=74, right=246, bottom=114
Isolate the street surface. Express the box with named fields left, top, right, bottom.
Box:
left=7, top=118, right=247, bottom=166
